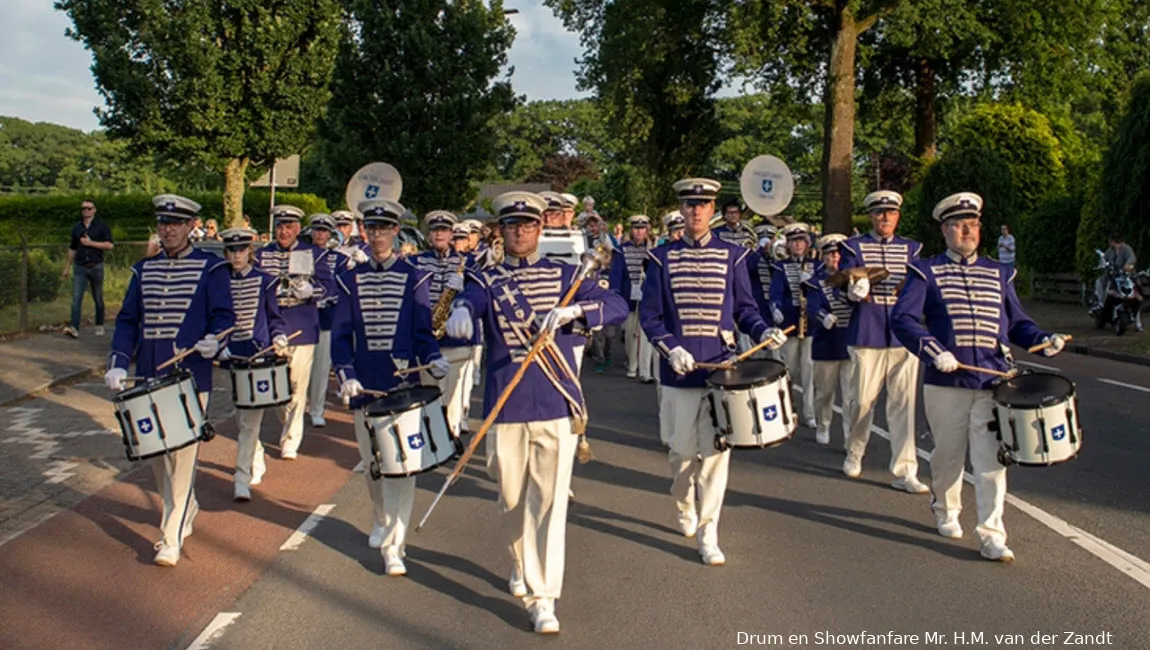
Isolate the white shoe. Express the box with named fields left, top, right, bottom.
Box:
left=94, top=326, right=105, bottom=336
left=843, top=454, right=862, bottom=478
left=367, top=524, right=385, bottom=549
left=815, top=429, right=830, bottom=445
left=383, top=547, right=407, bottom=576
left=153, top=542, right=180, bottom=567
left=937, top=517, right=963, bottom=539
left=980, top=539, right=1015, bottom=562
left=509, top=567, right=527, bottom=598
left=310, top=414, right=326, bottom=427
left=234, top=484, right=251, bottom=501
left=677, top=510, right=699, bottom=537
left=626, top=371, right=638, bottom=379
left=250, top=470, right=264, bottom=486
left=698, top=542, right=726, bottom=566
left=529, top=599, right=560, bottom=634
left=281, top=450, right=298, bottom=461
left=803, top=417, right=816, bottom=429
left=891, top=475, right=930, bottom=494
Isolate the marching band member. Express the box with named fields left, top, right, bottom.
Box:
left=540, top=192, right=567, bottom=230
left=804, top=234, right=854, bottom=446
left=445, top=191, right=628, bottom=634
left=104, top=194, right=234, bottom=566
left=412, top=210, right=480, bottom=435
left=306, top=214, right=348, bottom=428
left=891, top=193, right=1069, bottom=561
left=331, top=199, right=449, bottom=574
left=451, top=222, right=472, bottom=254
left=839, top=191, right=928, bottom=493
left=769, top=223, right=818, bottom=428
left=561, top=193, right=579, bottom=228
left=711, top=199, right=756, bottom=249
left=663, top=212, right=685, bottom=244
left=613, top=214, right=656, bottom=382
left=746, top=228, right=779, bottom=361
left=254, top=205, right=337, bottom=460
left=641, top=178, right=787, bottom=566
left=334, top=210, right=371, bottom=260
left=582, top=213, right=615, bottom=374
left=217, top=228, right=288, bottom=500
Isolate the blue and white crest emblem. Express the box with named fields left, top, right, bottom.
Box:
left=761, top=179, right=774, bottom=194
left=1051, top=424, right=1066, bottom=441
left=163, top=201, right=176, bottom=212
left=365, top=184, right=380, bottom=199
left=137, top=418, right=154, bottom=434
left=257, top=380, right=270, bottom=393
left=693, top=184, right=703, bottom=194
left=408, top=433, right=425, bottom=450
left=762, top=406, right=778, bottom=422
left=513, top=200, right=527, bottom=211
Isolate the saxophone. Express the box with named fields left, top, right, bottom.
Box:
left=798, top=259, right=808, bottom=339
left=432, top=256, right=467, bottom=339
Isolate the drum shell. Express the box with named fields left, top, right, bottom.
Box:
left=708, top=368, right=796, bottom=449
left=230, top=357, right=292, bottom=409
left=992, top=373, right=1081, bottom=467
left=365, top=388, right=459, bottom=478
left=112, top=371, right=207, bottom=461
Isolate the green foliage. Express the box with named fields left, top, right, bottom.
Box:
left=1024, top=194, right=1083, bottom=273
left=1075, top=177, right=1109, bottom=279
left=312, top=0, right=516, bottom=213
left=487, top=99, right=613, bottom=183
left=0, top=250, right=62, bottom=307
left=916, top=148, right=1022, bottom=257
left=1097, top=71, right=1150, bottom=271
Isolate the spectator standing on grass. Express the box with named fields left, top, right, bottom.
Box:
left=62, top=199, right=114, bottom=338
left=997, top=225, right=1016, bottom=267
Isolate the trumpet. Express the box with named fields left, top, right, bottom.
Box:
left=432, top=256, right=467, bottom=339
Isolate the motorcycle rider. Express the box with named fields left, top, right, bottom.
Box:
left=1094, top=233, right=1142, bottom=332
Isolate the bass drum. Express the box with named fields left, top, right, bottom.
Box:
left=707, top=359, right=796, bottom=449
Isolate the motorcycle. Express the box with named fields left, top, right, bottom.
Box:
left=1089, top=250, right=1144, bottom=335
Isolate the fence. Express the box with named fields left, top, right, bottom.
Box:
left=1030, top=272, right=1088, bottom=305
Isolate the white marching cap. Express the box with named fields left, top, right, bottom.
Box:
left=423, top=210, right=458, bottom=229
left=451, top=223, right=470, bottom=239
left=818, top=233, right=848, bottom=252
left=220, top=227, right=258, bottom=247
left=357, top=199, right=405, bottom=224
left=673, top=177, right=722, bottom=201
left=863, top=190, right=903, bottom=212
left=492, top=191, right=547, bottom=223
left=782, top=222, right=812, bottom=239
left=271, top=204, right=305, bottom=222
left=629, top=214, right=651, bottom=227
left=539, top=191, right=565, bottom=212
left=332, top=210, right=357, bottom=224
left=933, top=192, right=983, bottom=223
left=153, top=194, right=202, bottom=221
left=560, top=193, right=578, bottom=209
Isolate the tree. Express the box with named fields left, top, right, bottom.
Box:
left=316, top=0, right=516, bottom=213
left=525, top=154, right=600, bottom=191
left=488, top=99, right=614, bottom=182
left=56, top=0, right=341, bottom=226
left=1096, top=72, right=1150, bottom=269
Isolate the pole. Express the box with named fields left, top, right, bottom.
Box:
left=268, top=163, right=277, bottom=236
left=18, top=233, right=29, bottom=332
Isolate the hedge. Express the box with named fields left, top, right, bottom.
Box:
left=0, top=249, right=62, bottom=308
left=1096, top=72, right=1150, bottom=272
left=0, top=190, right=330, bottom=245
left=915, top=148, right=1022, bottom=258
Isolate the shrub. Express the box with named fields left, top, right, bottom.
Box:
left=915, top=148, right=1022, bottom=258
left=0, top=249, right=62, bottom=307
left=1024, top=194, right=1082, bottom=273
left=1096, top=72, right=1150, bottom=271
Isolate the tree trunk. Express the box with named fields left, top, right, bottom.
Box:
left=224, top=157, right=249, bottom=229
left=914, top=57, right=937, bottom=162
left=821, top=6, right=860, bottom=236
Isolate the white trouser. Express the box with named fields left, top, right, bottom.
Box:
left=573, top=343, right=585, bottom=375
left=624, top=311, right=655, bottom=379
left=234, top=408, right=268, bottom=487
left=419, top=345, right=477, bottom=435
left=149, top=391, right=207, bottom=548
left=276, top=344, right=315, bottom=455
left=846, top=346, right=920, bottom=479
left=812, top=359, right=854, bottom=443
left=779, top=336, right=814, bottom=423
left=307, top=329, right=332, bottom=420
left=353, top=411, right=416, bottom=552
left=924, top=386, right=1007, bottom=545
left=660, top=386, right=730, bottom=546
left=489, top=418, right=576, bottom=602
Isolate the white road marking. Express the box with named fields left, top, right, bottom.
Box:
left=829, top=404, right=1150, bottom=590
left=1097, top=378, right=1150, bottom=394
left=185, top=612, right=242, bottom=650
left=279, top=504, right=335, bottom=551
left=1017, top=360, right=1059, bottom=371
left=1, top=406, right=110, bottom=483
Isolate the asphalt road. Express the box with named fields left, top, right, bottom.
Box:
left=1, top=347, right=1147, bottom=650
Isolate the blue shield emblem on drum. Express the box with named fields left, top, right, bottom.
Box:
left=408, top=433, right=425, bottom=450
left=257, top=380, right=270, bottom=393
left=1051, top=424, right=1066, bottom=441
left=762, top=406, right=778, bottom=422
left=137, top=418, right=154, bottom=435
left=761, top=178, right=774, bottom=194
left=365, top=184, right=379, bottom=199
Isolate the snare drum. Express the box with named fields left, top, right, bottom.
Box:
left=230, top=356, right=292, bottom=409
left=112, top=371, right=213, bottom=462
left=991, top=372, right=1082, bottom=467
left=363, top=386, right=459, bottom=479
left=707, top=359, right=797, bottom=449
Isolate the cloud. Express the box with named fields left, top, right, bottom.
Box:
left=504, top=1, right=590, bottom=101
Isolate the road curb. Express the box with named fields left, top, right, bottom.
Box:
left=1067, top=344, right=1150, bottom=368
left=0, top=363, right=105, bottom=408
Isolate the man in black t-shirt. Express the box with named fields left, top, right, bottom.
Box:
left=62, top=199, right=114, bottom=337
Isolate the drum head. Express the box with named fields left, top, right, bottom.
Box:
left=993, top=372, right=1074, bottom=408
left=114, top=370, right=193, bottom=402
left=365, top=385, right=442, bottom=416
left=707, top=359, right=787, bottom=390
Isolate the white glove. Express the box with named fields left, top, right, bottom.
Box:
left=273, top=334, right=290, bottom=355
left=292, top=280, right=315, bottom=301
left=540, top=305, right=584, bottom=335
left=428, top=356, right=451, bottom=379
left=934, top=351, right=959, bottom=373
left=104, top=368, right=127, bottom=391
left=445, top=306, right=473, bottom=340
left=1043, top=334, right=1068, bottom=357
left=351, top=248, right=369, bottom=264
left=847, top=277, right=870, bottom=301
left=821, top=313, right=838, bottom=330
left=446, top=273, right=465, bottom=292
left=629, top=285, right=643, bottom=302
left=668, top=346, right=696, bottom=375
left=800, top=270, right=813, bottom=283
left=393, top=356, right=410, bottom=372
left=339, top=379, right=363, bottom=399
left=217, top=347, right=233, bottom=363
left=761, top=327, right=788, bottom=349
left=771, top=308, right=785, bottom=325
left=194, top=334, right=219, bottom=359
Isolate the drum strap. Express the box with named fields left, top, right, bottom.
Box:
left=502, top=305, right=588, bottom=435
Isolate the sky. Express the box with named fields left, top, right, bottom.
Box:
left=0, top=0, right=590, bottom=133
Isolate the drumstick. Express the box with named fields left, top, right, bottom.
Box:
left=956, top=363, right=1015, bottom=379
left=692, top=326, right=798, bottom=372
left=393, top=357, right=467, bottom=377
left=1027, top=335, right=1072, bottom=354
left=156, top=326, right=236, bottom=371
left=247, top=330, right=304, bottom=361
